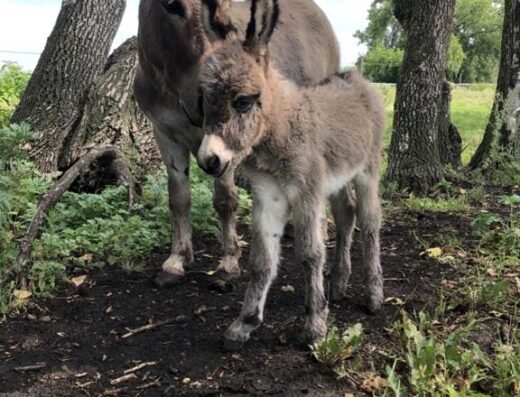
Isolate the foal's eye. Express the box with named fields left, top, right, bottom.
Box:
left=233, top=94, right=260, bottom=114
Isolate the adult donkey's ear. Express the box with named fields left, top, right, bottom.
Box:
left=243, top=0, right=280, bottom=57
left=201, top=0, right=237, bottom=42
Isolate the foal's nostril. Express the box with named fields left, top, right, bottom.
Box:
left=206, top=155, right=221, bottom=175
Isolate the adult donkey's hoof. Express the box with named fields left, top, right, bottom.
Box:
left=153, top=271, right=185, bottom=289
left=222, top=337, right=244, bottom=352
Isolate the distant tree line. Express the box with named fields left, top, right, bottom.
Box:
left=357, top=0, right=504, bottom=83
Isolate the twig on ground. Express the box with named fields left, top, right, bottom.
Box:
left=103, top=387, right=127, bottom=396
left=136, top=378, right=161, bottom=390
left=110, top=373, right=137, bottom=385
left=14, top=362, right=47, bottom=372
left=123, top=361, right=157, bottom=374
left=121, top=319, right=175, bottom=339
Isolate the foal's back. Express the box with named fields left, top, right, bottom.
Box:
left=308, top=71, right=385, bottom=173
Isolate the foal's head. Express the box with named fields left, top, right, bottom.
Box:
left=197, top=0, right=280, bottom=177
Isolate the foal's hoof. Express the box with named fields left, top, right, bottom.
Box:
left=209, top=270, right=239, bottom=293
left=329, top=287, right=346, bottom=303
left=153, top=271, right=185, bottom=289
left=223, top=338, right=244, bottom=352
left=366, top=294, right=384, bottom=315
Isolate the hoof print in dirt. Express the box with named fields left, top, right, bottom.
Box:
left=153, top=271, right=186, bottom=289
left=223, top=338, right=244, bottom=352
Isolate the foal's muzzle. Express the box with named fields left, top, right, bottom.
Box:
left=197, top=134, right=234, bottom=178
left=198, top=154, right=230, bottom=177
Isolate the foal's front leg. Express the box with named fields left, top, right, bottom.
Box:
left=223, top=188, right=287, bottom=351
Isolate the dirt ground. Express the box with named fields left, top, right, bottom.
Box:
left=0, top=209, right=468, bottom=396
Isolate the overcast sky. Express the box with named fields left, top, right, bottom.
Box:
left=0, top=0, right=371, bottom=71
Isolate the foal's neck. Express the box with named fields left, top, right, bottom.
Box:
left=262, top=70, right=307, bottom=147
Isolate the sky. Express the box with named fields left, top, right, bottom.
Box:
left=0, top=0, right=371, bottom=71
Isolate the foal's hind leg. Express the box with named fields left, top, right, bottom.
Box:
left=212, top=169, right=241, bottom=290
left=353, top=173, right=384, bottom=313
left=293, top=200, right=329, bottom=344
left=328, top=186, right=356, bottom=302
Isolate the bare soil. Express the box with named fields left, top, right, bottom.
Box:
left=0, top=209, right=469, bottom=396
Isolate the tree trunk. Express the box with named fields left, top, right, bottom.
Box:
left=60, top=37, right=161, bottom=189
left=11, top=0, right=126, bottom=173
left=469, top=0, right=520, bottom=170
left=438, top=81, right=462, bottom=168
left=386, top=0, right=456, bottom=193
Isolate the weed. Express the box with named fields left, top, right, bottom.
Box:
left=311, top=323, right=363, bottom=368
left=383, top=311, right=487, bottom=396
left=471, top=195, right=520, bottom=258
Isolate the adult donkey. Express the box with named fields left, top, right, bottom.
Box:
left=135, top=0, right=339, bottom=288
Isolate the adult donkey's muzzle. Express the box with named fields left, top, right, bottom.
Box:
left=197, top=134, right=233, bottom=177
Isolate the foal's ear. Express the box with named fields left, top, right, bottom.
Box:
left=201, top=0, right=237, bottom=42
left=244, top=0, right=280, bottom=57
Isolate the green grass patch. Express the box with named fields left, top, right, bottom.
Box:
left=405, top=196, right=469, bottom=213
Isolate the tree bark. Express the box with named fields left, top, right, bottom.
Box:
left=469, top=0, right=520, bottom=170
left=438, top=81, right=462, bottom=168
left=60, top=37, right=161, bottom=183
left=386, top=0, right=456, bottom=193
left=11, top=0, right=126, bottom=173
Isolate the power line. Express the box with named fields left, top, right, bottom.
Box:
left=0, top=50, right=41, bottom=55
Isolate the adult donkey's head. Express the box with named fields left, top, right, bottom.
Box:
left=197, top=0, right=280, bottom=177
left=138, top=0, right=236, bottom=90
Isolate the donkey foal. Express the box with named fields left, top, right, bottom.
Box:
left=198, top=0, right=385, bottom=350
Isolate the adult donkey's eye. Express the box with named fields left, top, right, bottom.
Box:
left=161, top=0, right=186, bottom=17
left=233, top=94, right=260, bottom=114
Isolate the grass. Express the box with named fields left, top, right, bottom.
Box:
left=313, top=189, right=520, bottom=396
left=376, top=84, right=495, bottom=166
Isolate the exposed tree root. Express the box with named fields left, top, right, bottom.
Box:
left=11, top=146, right=134, bottom=290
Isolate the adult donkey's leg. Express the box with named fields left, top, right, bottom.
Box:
left=154, top=128, right=194, bottom=288
left=224, top=184, right=288, bottom=351
left=328, top=186, right=356, bottom=302
left=353, top=172, right=384, bottom=313
left=212, top=169, right=241, bottom=290
left=293, top=199, right=329, bottom=344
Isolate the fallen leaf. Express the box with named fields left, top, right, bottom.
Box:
left=438, top=255, right=455, bottom=265
left=79, top=254, right=93, bottom=264
left=385, top=297, right=405, bottom=306
left=281, top=285, right=295, bottom=293
left=70, top=275, right=87, bottom=287
left=423, top=247, right=443, bottom=258
left=486, top=268, right=497, bottom=277
left=441, top=279, right=458, bottom=290
left=360, top=372, right=388, bottom=393
left=14, top=290, right=32, bottom=300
